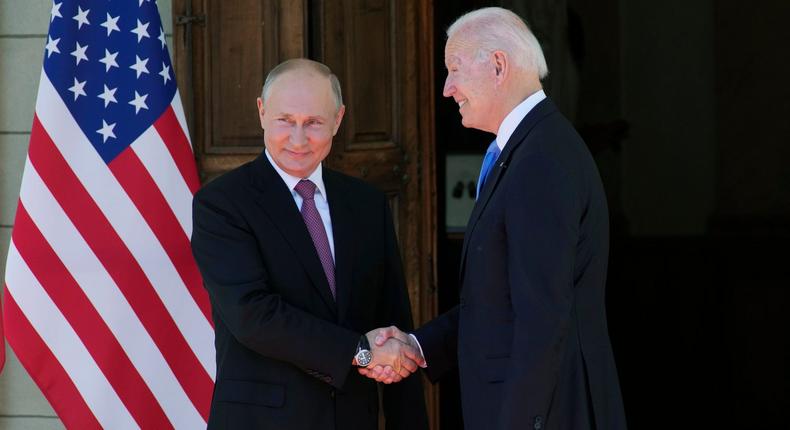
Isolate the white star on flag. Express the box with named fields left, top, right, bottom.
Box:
left=50, top=2, right=62, bottom=22
left=68, top=77, right=87, bottom=101
left=99, top=49, right=119, bottom=72
left=130, top=55, right=149, bottom=78
left=131, top=19, right=150, bottom=42
left=73, top=6, right=90, bottom=29
left=44, top=36, right=61, bottom=58
left=159, top=63, right=171, bottom=84
left=70, top=42, right=89, bottom=65
left=129, top=91, right=149, bottom=114
left=158, top=27, right=167, bottom=49
left=96, top=120, right=117, bottom=142
left=97, top=85, right=118, bottom=107
left=101, top=13, right=121, bottom=36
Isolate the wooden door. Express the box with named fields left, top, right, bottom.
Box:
left=172, top=0, right=439, bottom=427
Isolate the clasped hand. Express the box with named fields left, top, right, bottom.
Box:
left=358, top=326, right=425, bottom=384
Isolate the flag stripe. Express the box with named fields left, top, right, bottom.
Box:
left=11, top=203, right=173, bottom=430
left=28, top=116, right=213, bottom=420
left=35, top=73, right=215, bottom=378
left=17, top=152, right=205, bottom=428
left=131, top=126, right=194, bottom=238
left=5, top=245, right=137, bottom=429
left=154, top=105, right=200, bottom=194
left=3, top=293, right=103, bottom=430
left=109, top=146, right=212, bottom=323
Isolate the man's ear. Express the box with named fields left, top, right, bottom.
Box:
left=492, top=51, right=508, bottom=85
left=256, top=97, right=266, bottom=128
left=333, top=105, right=346, bottom=136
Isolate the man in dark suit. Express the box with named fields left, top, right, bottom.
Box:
left=191, top=59, right=428, bottom=430
left=364, top=7, right=626, bottom=430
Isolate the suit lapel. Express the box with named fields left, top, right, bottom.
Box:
left=324, top=170, right=355, bottom=323
left=459, top=98, right=558, bottom=280
left=249, top=155, right=338, bottom=317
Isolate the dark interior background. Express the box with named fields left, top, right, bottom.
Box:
left=433, top=1, right=790, bottom=428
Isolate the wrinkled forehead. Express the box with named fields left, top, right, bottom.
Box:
left=265, top=72, right=337, bottom=115
left=444, top=33, right=478, bottom=66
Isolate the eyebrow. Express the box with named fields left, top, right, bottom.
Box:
left=276, top=113, right=327, bottom=121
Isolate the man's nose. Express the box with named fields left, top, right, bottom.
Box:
left=442, top=75, right=454, bottom=98
left=290, top=126, right=307, bottom=146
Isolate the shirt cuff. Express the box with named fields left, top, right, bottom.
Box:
left=408, top=333, right=428, bottom=368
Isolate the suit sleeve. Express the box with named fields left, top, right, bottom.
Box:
left=377, top=198, right=429, bottom=430
left=412, top=306, right=459, bottom=383
left=497, top=154, right=580, bottom=428
left=191, top=188, right=359, bottom=389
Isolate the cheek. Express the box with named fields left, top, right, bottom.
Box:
left=265, top=128, right=289, bottom=148
left=306, top=128, right=333, bottom=143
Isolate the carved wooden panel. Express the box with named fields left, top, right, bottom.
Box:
left=320, top=0, right=406, bottom=190
left=207, top=0, right=306, bottom=154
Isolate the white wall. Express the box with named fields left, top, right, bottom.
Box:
left=0, top=2, right=172, bottom=428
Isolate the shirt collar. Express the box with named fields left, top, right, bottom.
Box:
left=265, top=149, right=328, bottom=199
left=495, top=89, right=546, bottom=151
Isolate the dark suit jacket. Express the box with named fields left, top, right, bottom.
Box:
left=191, top=154, right=428, bottom=430
left=416, top=98, right=626, bottom=430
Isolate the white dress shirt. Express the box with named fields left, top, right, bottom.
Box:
left=265, top=149, right=335, bottom=260
left=494, top=89, right=546, bottom=151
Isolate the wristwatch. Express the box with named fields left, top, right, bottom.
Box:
left=354, top=335, right=372, bottom=367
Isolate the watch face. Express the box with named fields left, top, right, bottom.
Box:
left=356, top=350, right=372, bottom=367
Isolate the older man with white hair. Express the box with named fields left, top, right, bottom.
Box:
left=363, top=7, right=627, bottom=430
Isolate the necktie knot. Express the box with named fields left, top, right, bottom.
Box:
left=294, top=179, right=317, bottom=200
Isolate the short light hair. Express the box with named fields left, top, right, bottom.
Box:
left=261, top=58, right=344, bottom=110
left=447, top=7, right=548, bottom=79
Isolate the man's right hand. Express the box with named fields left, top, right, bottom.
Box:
left=358, top=326, right=425, bottom=383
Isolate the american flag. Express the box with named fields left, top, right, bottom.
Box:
left=2, top=1, right=214, bottom=428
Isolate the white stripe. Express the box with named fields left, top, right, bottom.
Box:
left=131, top=126, right=193, bottom=236
left=35, top=71, right=216, bottom=379
left=5, top=244, right=138, bottom=430
left=172, top=90, right=192, bottom=146
left=18, top=157, right=206, bottom=428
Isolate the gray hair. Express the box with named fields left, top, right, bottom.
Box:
left=447, top=7, right=548, bottom=79
left=261, top=58, right=344, bottom=110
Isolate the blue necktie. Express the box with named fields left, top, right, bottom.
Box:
left=476, top=140, right=501, bottom=199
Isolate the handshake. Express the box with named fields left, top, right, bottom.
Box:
left=354, top=326, right=426, bottom=384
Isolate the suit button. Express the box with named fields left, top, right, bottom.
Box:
left=534, top=416, right=543, bottom=430
left=330, top=389, right=335, bottom=399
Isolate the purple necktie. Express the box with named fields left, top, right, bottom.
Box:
left=294, top=179, right=336, bottom=299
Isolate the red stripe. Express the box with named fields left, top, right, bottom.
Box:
left=154, top=106, right=200, bottom=194
left=12, top=203, right=173, bottom=429
left=110, top=148, right=212, bottom=324
left=29, top=116, right=212, bottom=420
left=3, top=292, right=102, bottom=430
